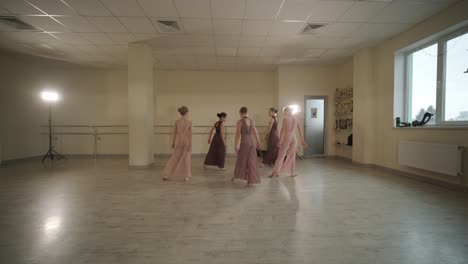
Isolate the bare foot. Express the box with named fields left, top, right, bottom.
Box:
left=184, top=177, right=191, bottom=181
left=269, top=173, right=278, bottom=178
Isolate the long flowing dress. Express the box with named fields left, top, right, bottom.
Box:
left=262, top=117, right=279, bottom=166
left=163, top=118, right=192, bottom=178
left=234, top=117, right=261, bottom=184
left=204, top=121, right=226, bottom=168
left=273, top=115, right=297, bottom=175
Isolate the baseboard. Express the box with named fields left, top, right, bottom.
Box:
left=325, top=156, right=466, bottom=191
left=351, top=160, right=375, bottom=168
left=327, top=155, right=352, bottom=162
left=1, top=155, right=42, bottom=165
left=374, top=165, right=466, bottom=192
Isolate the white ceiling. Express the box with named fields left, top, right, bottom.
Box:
left=0, top=0, right=460, bottom=71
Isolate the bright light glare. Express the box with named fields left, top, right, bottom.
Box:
left=287, top=104, right=300, bottom=115
left=44, top=216, right=61, bottom=233
left=41, top=91, right=59, bottom=102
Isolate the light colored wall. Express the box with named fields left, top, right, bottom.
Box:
left=0, top=52, right=128, bottom=161
left=357, top=0, right=468, bottom=186
left=154, top=70, right=276, bottom=154
left=277, top=65, right=338, bottom=156
left=0, top=52, right=276, bottom=160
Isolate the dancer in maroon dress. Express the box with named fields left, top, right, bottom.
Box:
left=262, top=108, right=279, bottom=166
left=204, top=112, right=227, bottom=170
left=233, top=107, right=262, bottom=186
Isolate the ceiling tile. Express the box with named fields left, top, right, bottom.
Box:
left=0, top=0, right=44, bottom=15
left=339, top=2, right=389, bottom=23
left=303, top=48, right=326, bottom=58
left=237, top=56, right=257, bottom=64
left=56, top=16, right=99, bottom=32
left=119, top=17, right=156, bottom=33
left=133, top=33, right=158, bottom=41
left=238, top=47, right=260, bottom=56
left=242, top=20, right=272, bottom=36
left=278, top=0, right=315, bottom=21
left=20, top=16, right=70, bottom=32
left=182, top=19, right=212, bottom=34
left=28, top=0, right=75, bottom=15
left=137, top=0, right=178, bottom=17
left=0, top=7, right=11, bottom=15
left=216, top=48, right=237, bottom=57
left=259, top=47, right=281, bottom=56
left=2, top=31, right=60, bottom=44
left=213, top=20, right=242, bottom=35
left=239, top=36, right=266, bottom=47
left=245, top=0, right=282, bottom=20
left=107, top=33, right=136, bottom=44
left=174, top=0, right=211, bottom=19
left=217, top=56, right=237, bottom=63
left=215, top=36, right=240, bottom=48
left=301, top=36, right=352, bottom=49
left=321, top=48, right=353, bottom=59
left=371, top=1, right=447, bottom=24
left=100, top=0, right=144, bottom=16
left=88, top=17, right=127, bottom=33
left=314, top=22, right=363, bottom=37
left=211, top=0, right=245, bottom=19
left=354, top=23, right=410, bottom=41
left=53, top=32, right=92, bottom=44
left=153, top=48, right=175, bottom=56
left=64, top=0, right=112, bottom=16
left=80, top=32, right=115, bottom=44
left=269, top=21, right=304, bottom=35
left=306, top=1, right=354, bottom=22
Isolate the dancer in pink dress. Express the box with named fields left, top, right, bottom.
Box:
left=163, top=106, right=192, bottom=181
left=233, top=107, right=262, bottom=186
left=270, top=106, right=307, bottom=177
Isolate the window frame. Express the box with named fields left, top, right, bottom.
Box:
left=404, top=26, right=468, bottom=127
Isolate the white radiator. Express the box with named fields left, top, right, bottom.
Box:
left=398, top=141, right=464, bottom=176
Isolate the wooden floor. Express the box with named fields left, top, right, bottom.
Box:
left=1, top=157, right=467, bottom=264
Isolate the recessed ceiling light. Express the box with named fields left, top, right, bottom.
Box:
left=155, top=20, right=181, bottom=33
left=0, top=16, right=39, bottom=31
left=300, top=23, right=327, bottom=35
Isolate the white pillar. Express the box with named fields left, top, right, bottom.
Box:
left=352, top=48, right=377, bottom=165
left=128, top=43, right=154, bottom=167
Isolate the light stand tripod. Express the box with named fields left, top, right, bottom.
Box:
left=42, top=103, right=65, bottom=163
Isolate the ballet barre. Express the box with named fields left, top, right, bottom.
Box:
left=40, top=124, right=269, bottom=159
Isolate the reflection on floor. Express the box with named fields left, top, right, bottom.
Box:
left=0, top=157, right=467, bottom=264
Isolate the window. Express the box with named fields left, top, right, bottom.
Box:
left=404, top=28, right=468, bottom=126
left=407, top=43, right=438, bottom=124
left=443, top=32, right=468, bottom=122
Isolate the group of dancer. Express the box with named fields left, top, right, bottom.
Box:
left=162, top=105, right=307, bottom=186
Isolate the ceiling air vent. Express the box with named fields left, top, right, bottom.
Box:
left=0, top=16, right=38, bottom=31
left=300, top=23, right=326, bottom=35
left=156, top=20, right=181, bottom=33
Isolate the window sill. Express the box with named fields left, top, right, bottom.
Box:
left=392, top=126, right=468, bottom=130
